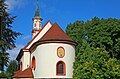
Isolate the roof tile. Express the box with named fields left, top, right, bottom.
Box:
left=14, top=67, right=34, bottom=78
left=40, top=22, right=72, bottom=41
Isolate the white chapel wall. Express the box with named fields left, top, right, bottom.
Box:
left=23, top=51, right=30, bottom=70
left=20, top=51, right=30, bottom=71
left=31, top=43, right=75, bottom=78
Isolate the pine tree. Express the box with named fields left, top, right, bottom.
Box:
left=0, top=0, right=21, bottom=71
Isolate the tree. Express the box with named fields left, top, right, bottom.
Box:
left=6, top=60, right=18, bottom=78
left=86, top=17, right=120, bottom=59
left=0, top=0, right=21, bottom=71
left=0, top=52, right=9, bottom=71
left=73, top=40, right=120, bottom=79
left=0, top=71, right=11, bottom=78
left=66, top=20, right=86, bottom=55
left=66, top=17, right=120, bottom=58
left=66, top=17, right=120, bottom=78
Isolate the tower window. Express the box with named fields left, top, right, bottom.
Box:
left=32, top=56, right=36, bottom=70
left=56, top=61, right=66, bottom=75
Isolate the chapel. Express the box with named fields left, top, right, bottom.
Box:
left=14, top=1, right=77, bottom=79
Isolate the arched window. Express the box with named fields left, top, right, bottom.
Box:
left=56, top=61, right=66, bottom=75
left=20, top=62, right=22, bottom=71
left=32, top=56, right=36, bottom=70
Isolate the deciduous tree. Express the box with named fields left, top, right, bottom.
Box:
left=73, top=40, right=120, bottom=78
left=66, top=17, right=120, bottom=78
left=7, top=60, right=18, bottom=77
left=86, top=17, right=120, bottom=59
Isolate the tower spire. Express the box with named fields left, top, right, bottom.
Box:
left=32, top=0, right=43, bottom=38
left=34, top=0, right=40, bottom=18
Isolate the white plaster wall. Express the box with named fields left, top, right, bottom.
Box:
left=33, top=19, right=42, bottom=30
left=23, top=52, right=30, bottom=70
left=27, top=22, right=52, bottom=49
left=31, top=43, right=75, bottom=78
left=20, top=52, right=30, bottom=71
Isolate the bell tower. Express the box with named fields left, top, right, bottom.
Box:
left=32, top=0, right=43, bottom=38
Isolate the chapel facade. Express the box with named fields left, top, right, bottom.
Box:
left=14, top=1, right=77, bottom=79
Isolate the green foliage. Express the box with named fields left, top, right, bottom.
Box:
left=0, top=60, right=18, bottom=79
left=66, top=17, right=120, bottom=58
left=0, top=71, right=8, bottom=78
left=0, top=71, right=12, bottom=79
left=0, top=0, right=21, bottom=51
left=66, top=20, right=86, bottom=55
left=0, top=0, right=21, bottom=71
left=66, top=20, right=86, bottom=46
left=7, top=60, right=18, bottom=76
left=73, top=41, right=120, bottom=79
left=66, top=17, right=120, bottom=78
left=86, top=17, right=120, bottom=58
left=0, top=52, right=9, bottom=71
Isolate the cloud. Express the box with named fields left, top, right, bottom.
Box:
left=7, top=44, right=24, bottom=60
left=5, top=0, right=28, bottom=11
left=23, top=35, right=30, bottom=40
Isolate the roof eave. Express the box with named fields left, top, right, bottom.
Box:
left=30, top=39, right=77, bottom=52
left=16, top=49, right=29, bottom=61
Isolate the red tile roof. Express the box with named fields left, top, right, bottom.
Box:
left=16, top=21, right=77, bottom=61
left=14, top=70, right=21, bottom=74
left=29, top=22, right=77, bottom=51
left=40, top=22, right=72, bottom=41
left=14, top=67, right=34, bottom=78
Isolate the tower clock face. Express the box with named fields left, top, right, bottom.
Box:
left=57, top=47, right=65, bottom=58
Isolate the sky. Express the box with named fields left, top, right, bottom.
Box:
left=5, top=0, right=120, bottom=60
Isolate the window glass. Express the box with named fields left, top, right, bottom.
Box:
left=56, top=61, right=66, bottom=75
